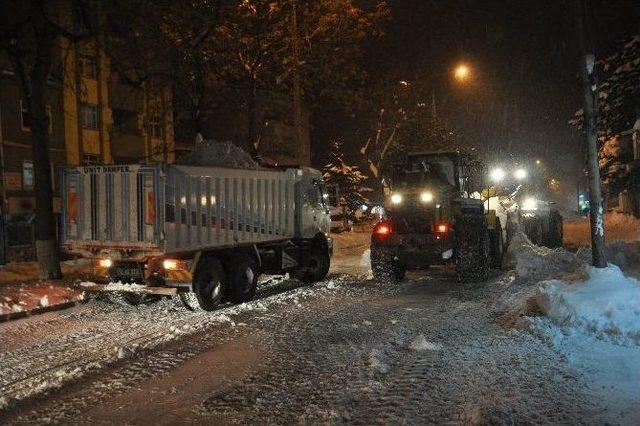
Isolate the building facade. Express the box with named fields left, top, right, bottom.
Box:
left=0, top=36, right=174, bottom=262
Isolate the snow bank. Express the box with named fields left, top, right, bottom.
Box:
left=505, top=230, right=583, bottom=281
left=536, top=265, right=640, bottom=346
left=564, top=212, right=640, bottom=247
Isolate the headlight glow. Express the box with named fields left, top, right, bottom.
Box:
left=98, top=258, right=112, bottom=268
left=390, top=193, right=403, bottom=205
left=490, top=167, right=506, bottom=182
left=420, top=191, right=434, bottom=203
left=521, top=197, right=538, bottom=211
left=514, top=168, right=527, bottom=180
left=163, top=259, right=179, bottom=270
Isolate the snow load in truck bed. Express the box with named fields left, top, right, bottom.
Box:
left=176, top=140, right=259, bottom=169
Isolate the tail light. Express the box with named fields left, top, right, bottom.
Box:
left=373, top=221, right=393, bottom=237
left=433, top=221, right=451, bottom=237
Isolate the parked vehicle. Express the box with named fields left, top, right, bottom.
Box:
left=61, top=163, right=332, bottom=310
left=330, top=206, right=353, bottom=233
left=370, top=151, right=506, bottom=283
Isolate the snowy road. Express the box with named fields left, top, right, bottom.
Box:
left=0, top=242, right=632, bottom=424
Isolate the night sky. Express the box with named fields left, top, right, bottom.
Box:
left=316, top=0, right=639, bottom=195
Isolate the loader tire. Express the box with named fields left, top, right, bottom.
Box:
left=227, top=255, right=258, bottom=304
left=193, top=258, right=226, bottom=311
left=489, top=219, right=504, bottom=269
left=546, top=211, right=563, bottom=248
left=370, top=246, right=405, bottom=283
left=522, top=216, right=543, bottom=246
left=454, top=214, right=490, bottom=282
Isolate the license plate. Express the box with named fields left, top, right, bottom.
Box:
left=113, top=263, right=142, bottom=278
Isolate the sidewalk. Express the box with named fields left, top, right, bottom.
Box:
left=0, top=259, right=90, bottom=321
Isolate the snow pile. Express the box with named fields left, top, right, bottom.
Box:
left=367, top=349, right=389, bottom=374
left=535, top=265, right=640, bottom=346
left=505, top=230, right=583, bottom=281
left=176, top=140, right=259, bottom=169
left=408, top=334, right=442, bottom=351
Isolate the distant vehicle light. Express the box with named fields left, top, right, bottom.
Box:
left=420, top=191, right=434, bottom=203
left=522, top=197, right=538, bottom=211
left=361, top=204, right=369, bottom=211
left=373, top=222, right=392, bottom=237
left=490, top=167, right=506, bottom=182
left=390, top=193, right=403, bottom=205
left=98, top=258, right=112, bottom=268
left=514, top=168, right=527, bottom=180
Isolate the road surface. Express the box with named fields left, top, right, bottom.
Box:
left=0, top=233, right=620, bottom=424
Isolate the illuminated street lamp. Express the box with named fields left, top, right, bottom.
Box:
left=454, top=64, right=471, bottom=81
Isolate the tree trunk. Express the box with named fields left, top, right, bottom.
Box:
left=247, top=76, right=260, bottom=160
left=26, top=0, right=62, bottom=278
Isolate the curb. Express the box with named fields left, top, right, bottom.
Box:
left=0, top=299, right=85, bottom=323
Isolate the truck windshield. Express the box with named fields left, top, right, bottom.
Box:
left=394, top=156, right=456, bottom=188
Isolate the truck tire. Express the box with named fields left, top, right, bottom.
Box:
left=546, top=211, right=563, bottom=248
left=193, top=258, right=226, bottom=311
left=227, top=255, right=258, bottom=303
left=292, top=247, right=330, bottom=284
left=370, top=247, right=405, bottom=283
left=454, top=214, right=490, bottom=282
left=489, top=219, right=504, bottom=269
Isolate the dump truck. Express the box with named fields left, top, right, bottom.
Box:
left=61, top=163, right=332, bottom=310
left=370, top=151, right=506, bottom=283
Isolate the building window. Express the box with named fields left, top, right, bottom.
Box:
left=78, top=54, right=97, bottom=79
left=22, top=160, right=34, bottom=189
left=81, top=103, right=98, bottom=129
left=83, top=154, right=100, bottom=165
left=149, top=114, right=162, bottom=138
left=20, top=100, right=52, bottom=133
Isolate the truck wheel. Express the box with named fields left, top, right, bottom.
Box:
left=547, top=211, right=563, bottom=248
left=370, top=247, right=405, bottom=283
left=489, top=219, right=504, bottom=269
left=292, top=247, right=330, bottom=284
left=228, top=255, right=258, bottom=303
left=193, top=258, right=226, bottom=311
left=454, top=215, right=490, bottom=282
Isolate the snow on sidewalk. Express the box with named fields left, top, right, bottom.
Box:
left=0, top=259, right=90, bottom=319
left=499, top=228, right=640, bottom=422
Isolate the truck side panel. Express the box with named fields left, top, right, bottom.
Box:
left=163, top=166, right=296, bottom=254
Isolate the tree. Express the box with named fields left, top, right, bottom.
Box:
left=570, top=34, right=639, bottom=204
left=0, top=0, right=98, bottom=278
left=323, top=139, right=371, bottom=208
left=358, top=80, right=460, bottom=188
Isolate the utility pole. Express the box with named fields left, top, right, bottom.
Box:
left=291, top=0, right=308, bottom=166
left=576, top=0, right=606, bottom=267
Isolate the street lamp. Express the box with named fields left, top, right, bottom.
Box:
left=454, top=64, right=471, bottom=81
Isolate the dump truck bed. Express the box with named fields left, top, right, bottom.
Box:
left=62, top=164, right=298, bottom=257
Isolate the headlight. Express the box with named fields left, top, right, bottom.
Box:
left=98, top=258, right=112, bottom=268
left=390, top=193, right=403, bottom=205
left=514, top=168, right=527, bottom=180
left=419, top=191, right=434, bottom=203
left=521, top=197, right=538, bottom=211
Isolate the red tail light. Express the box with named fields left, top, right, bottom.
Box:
left=373, top=222, right=392, bottom=237
left=433, top=221, right=451, bottom=236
